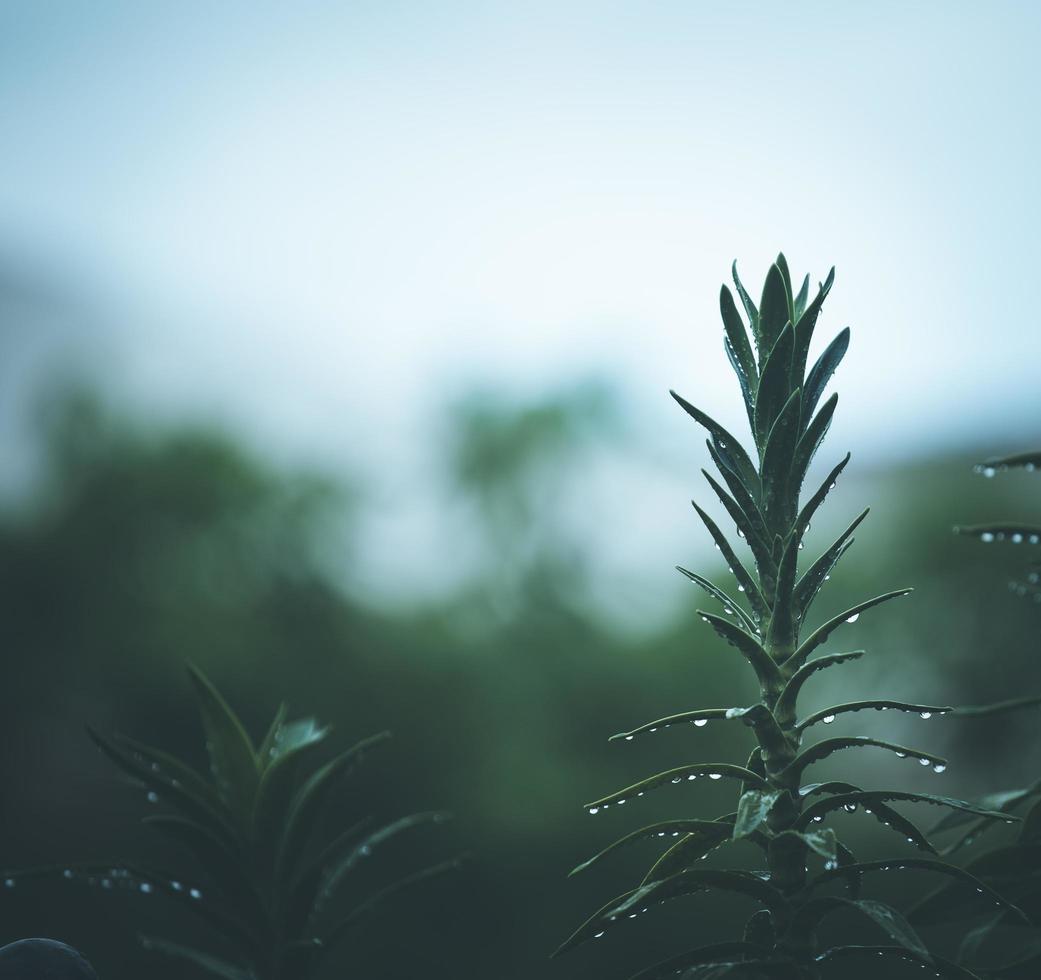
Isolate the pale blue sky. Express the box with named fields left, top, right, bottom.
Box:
left=1, top=1, right=1040, bottom=611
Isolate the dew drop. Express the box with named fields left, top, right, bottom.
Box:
left=933, top=764, right=947, bottom=774
left=737, top=584, right=745, bottom=592
left=146, top=791, right=159, bottom=804
left=845, top=613, right=860, bottom=624
left=3, top=879, right=14, bottom=889
left=1013, top=533, right=1024, bottom=544
left=895, top=752, right=907, bottom=758
left=63, top=869, right=73, bottom=879
left=624, top=735, right=633, bottom=741
left=918, top=758, right=931, bottom=766
left=189, top=887, right=202, bottom=900
left=981, top=532, right=995, bottom=543
left=708, top=773, right=722, bottom=780
left=594, top=931, right=605, bottom=939
left=822, top=714, right=836, bottom=725
left=694, top=719, right=708, bottom=728
left=919, top=712, right=932, bottom=720
left=588, top=807, right=599, bottom=815
left=140, top=882, right=153, bottom=894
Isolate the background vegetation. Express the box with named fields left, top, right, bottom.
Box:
left=0, top=370, right=1038, bottom=978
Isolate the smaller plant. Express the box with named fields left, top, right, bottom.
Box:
left=4, top=665, right=457, bottom=980
left=908, top=450, right=1041, bottom=975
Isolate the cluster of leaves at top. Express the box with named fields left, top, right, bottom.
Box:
left=4, top=665, right=456, bottom=980
left=555, top=256, right=1029, bottom=979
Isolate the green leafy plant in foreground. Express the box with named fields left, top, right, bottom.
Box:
left=4, top=665, right=457, bottom=980
left=556, top=255, right=1027, bottom=978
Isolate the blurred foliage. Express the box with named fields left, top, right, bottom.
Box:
left=0, top=380, right=1039, bottom=979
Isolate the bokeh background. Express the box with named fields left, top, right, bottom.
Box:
left=2, top=2, right=1041, bottom=978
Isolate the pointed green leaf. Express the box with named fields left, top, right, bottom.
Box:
left=642, top=826, right=744, bottom=884
left=793, top=453, right=851, bottom=547
left=720, top=285, right=757, bottom=389
left=140, top=936, right=253, bottom=980
left=753, top=325, right=794, bottom=451
left=793, top=275, right=810, bottom=322
left=690, top=502, right=768, bottom=620
left=731, top=261, right=760, bottom=351
left=776, top=652, right=865, bottom=722
left=812, top=858, right=1027, bottom=922
left=697, top=611, right=782, bottom=690
left=757, top=263, right=790, bottom=357
left=584, top=764, right=766, bottom=812
left=788, top=589, right=913, bottom=670
left=760, top=389, right=802, bottom=525
left=311, top=811, right=451, bottom=920
left=87, top=728, right=235, bottom=843
left=799, top=701, right=952, bottom=731
left=783, top=737, right=946, bottom=781
left=627, top=944, right=768, bottom=980
left=789, top=392, right=838, bottom=496
left=675, top=567, right=758, bottom=636
left=275, top=731, right=391, bottom=890
left=671, top=391, right=761, bottom=498
left=569, top=819, right=733, bottom=877
left=794, top=507, right=869, bottom=617
left=791, top=267, right=835, bottom=386
left=798, top=897, right=931, bottom=962
left=310, top=858, right=463, bottom=968
left=610, top=704, right=731, bottom=743
left=803, top=327, right=850, bottom=424
left=187, top=665, right=259, bottom=822
left=815, top=946, right=979, bottom=980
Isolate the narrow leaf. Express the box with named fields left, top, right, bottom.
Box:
left=584, top=764, right=767, bottom=812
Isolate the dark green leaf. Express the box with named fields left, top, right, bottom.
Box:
left=790, top=266, right=835, bottom=386
left=311, top=811, right=451, bottom=919
left=187, top=665, right=259, bottom=823
left=87, top=728, right=234, bottom=844
left=675, top=567, right=758, bottom=636
left=811, top=858, right=1027, bottom=921
left=798, top=700, right=952, bottom=732
left=757, top=263, right=790, bottom=358
left=628, top=944, right=767, bottom=980
left=139, top=936, right=253, bottom=980
left=697, top=611, right=781, bottom=690
left=776, top=652, right=865, bottom=722
left=815, top=946, right=980, bottom=979
left=794, top=508, right=869, bottom=617
left=760, top=389, right=802, bottom=526
left=789, top=392, right=838, bottom=496
left=671, top=391, right=761, bottom=499
left=275, top=731, right=391, bottom=890
left=803, top=327, right=849, bottom=424
left=797, top=897, right=931, bottom=962
left=783, top=737, right=946, bottom=781
left=787, top=589, right=913, bottom=670
left=689, top=502, right=768, bottom=621
left=731, top=261, right=759, bottom=350
left=753, top=325, right=794, bottom=451
left=584, top=764, right=767, bottom=812
left=569, top=819, right=733, bottom=877
left=610, top=704, right=732, bottom=743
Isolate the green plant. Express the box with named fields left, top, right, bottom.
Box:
left=5, top=665, right=457, bottom=980
left=555, top=255, right=1026, bottom=979
left=899, top=452, right=1041, bottom=975
left=955, top=451, right=1041, bottom=602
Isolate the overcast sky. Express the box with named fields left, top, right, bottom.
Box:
left=2, top=1, right=1040, bottom=613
